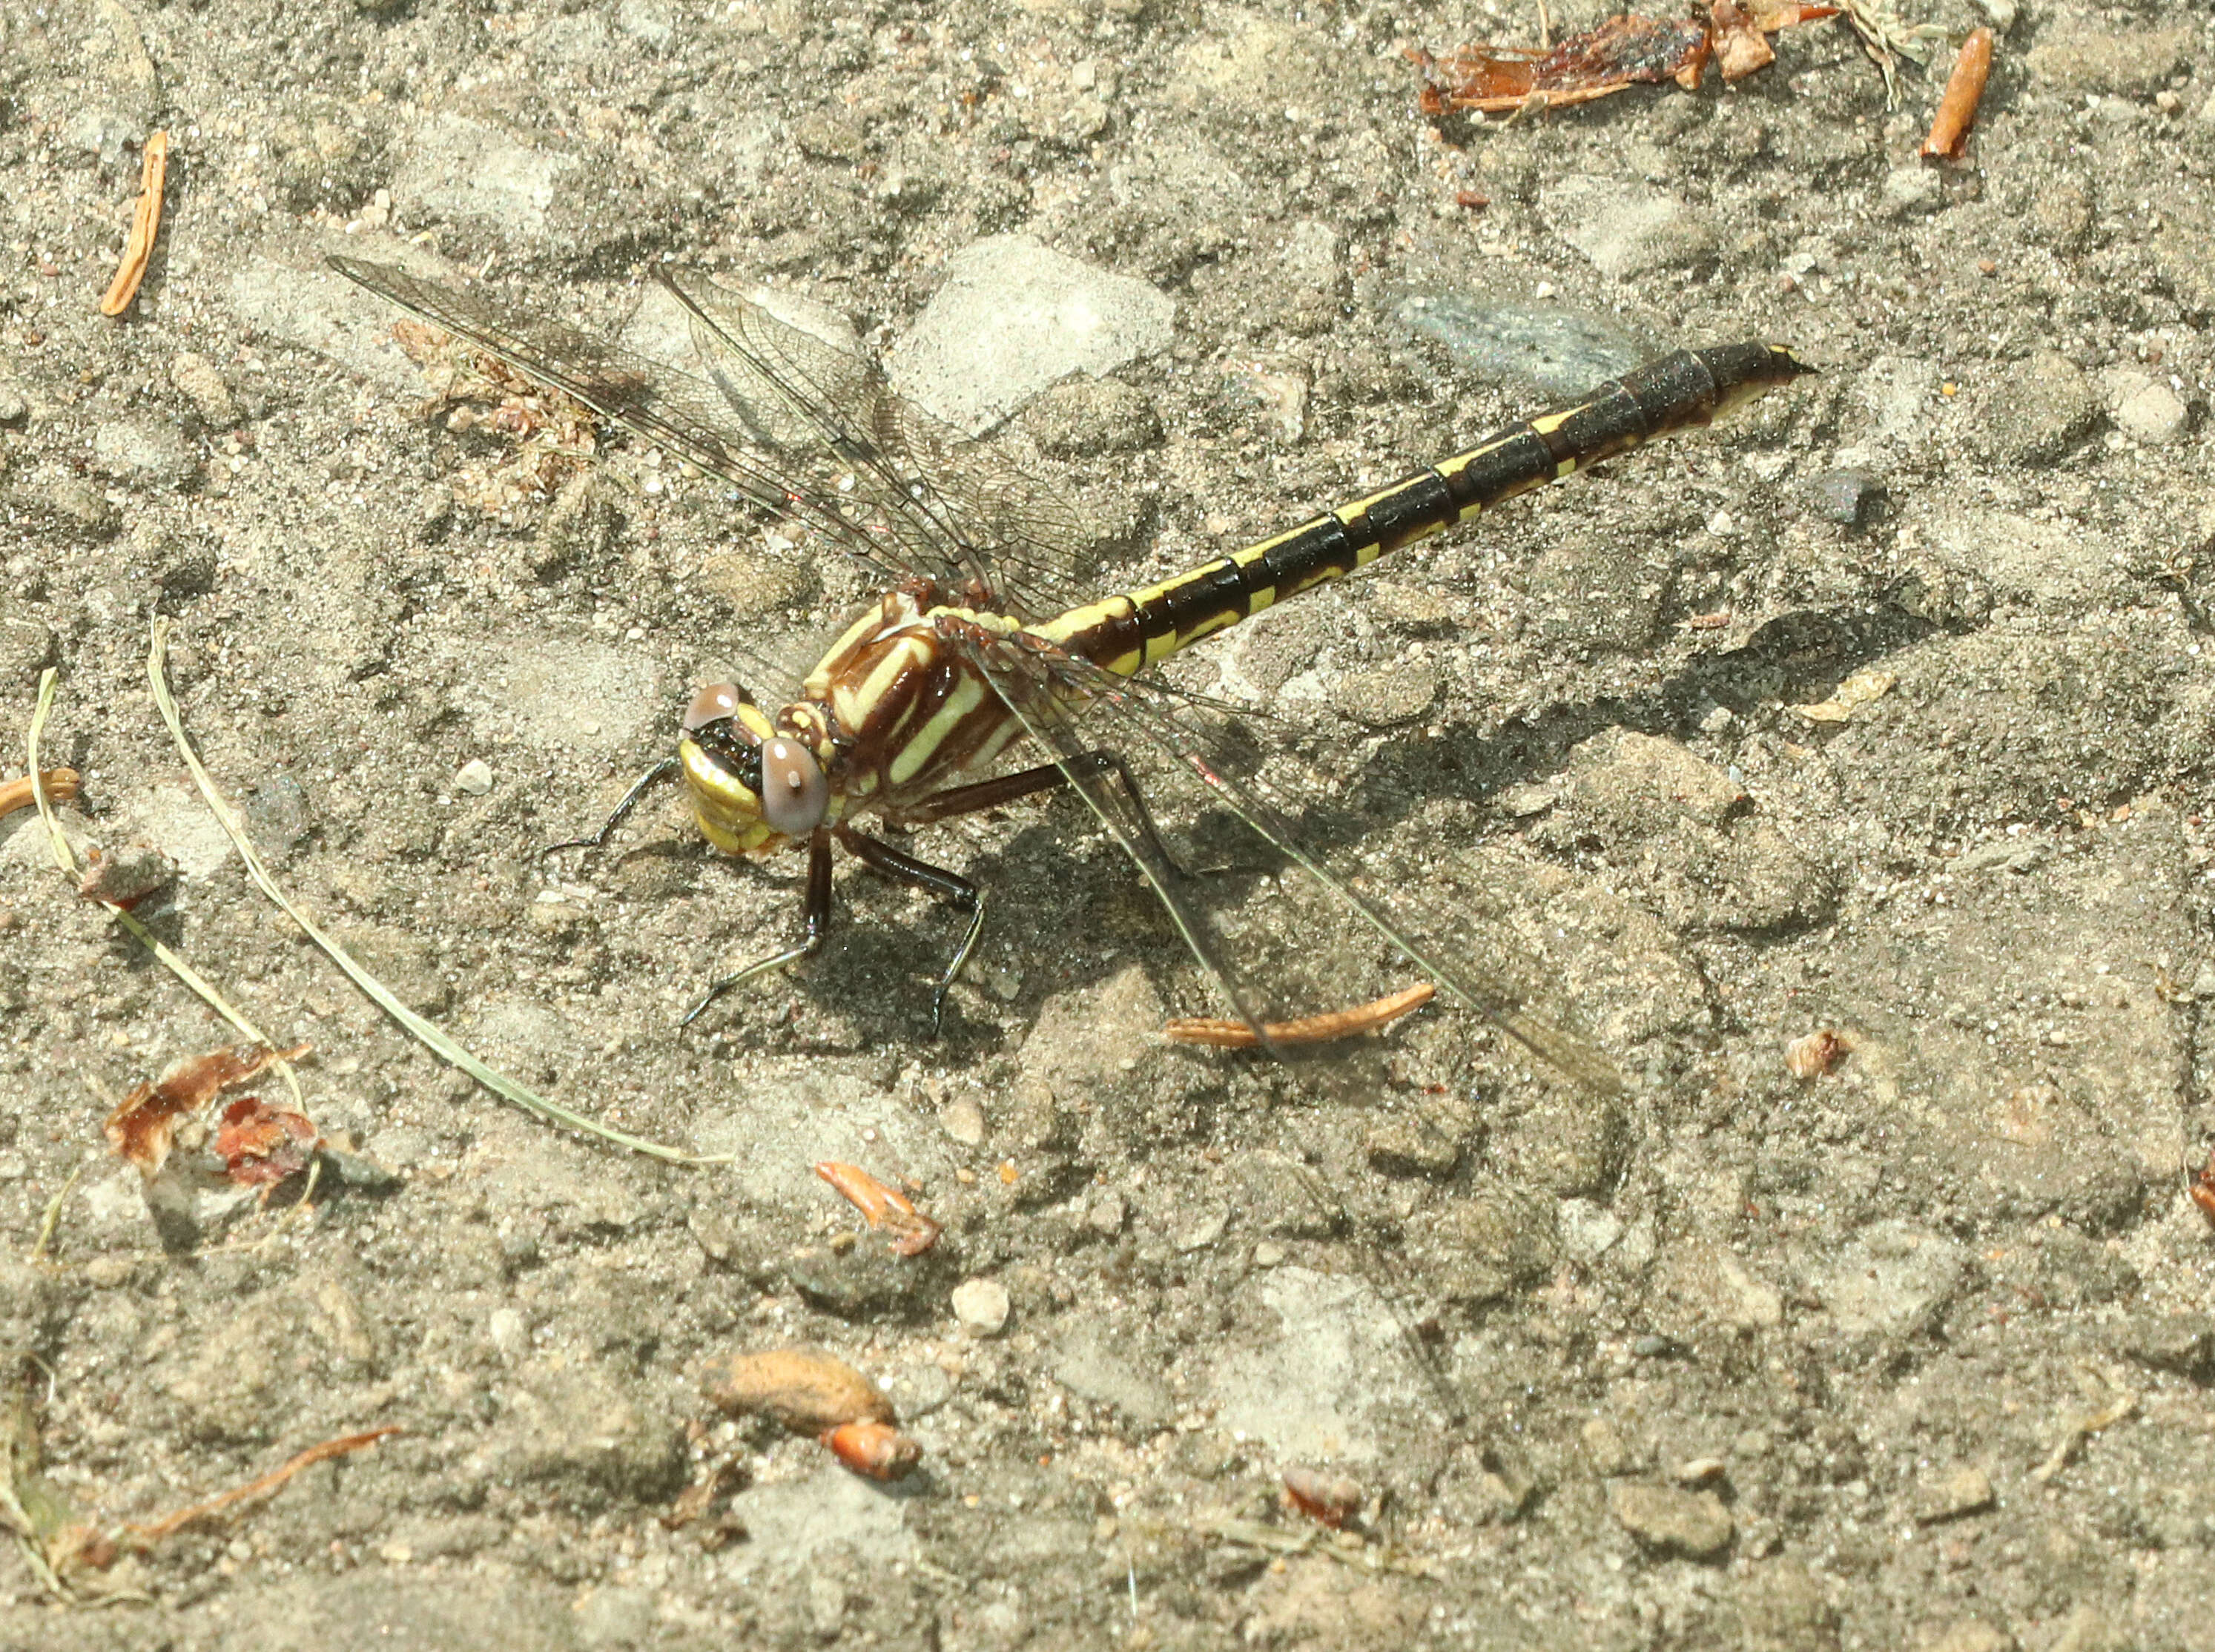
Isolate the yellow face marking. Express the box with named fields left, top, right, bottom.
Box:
left=679, top=737, right=781, bottom=856
left=889, top=674, right=985, bottom=786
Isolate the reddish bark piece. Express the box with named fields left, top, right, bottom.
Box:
left=1416, top=16, right=1713, bottom=115
left=214, top=1095, right=320, bottom=1186
left=105, top=1042, right=311, bottom=1176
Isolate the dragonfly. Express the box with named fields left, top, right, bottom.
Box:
left=328, top=253, right=1809, bottom=1091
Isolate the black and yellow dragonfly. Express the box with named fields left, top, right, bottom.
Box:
left=329, top=253, right=1808, bottom=1089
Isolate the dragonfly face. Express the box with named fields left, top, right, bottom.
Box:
left=677, top=679, right=833, bottom=855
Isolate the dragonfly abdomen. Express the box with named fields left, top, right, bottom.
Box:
left=1046, top=341, right=1811, bottom=679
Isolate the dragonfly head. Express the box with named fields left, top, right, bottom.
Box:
left=676, top=681, right=831, bottom=854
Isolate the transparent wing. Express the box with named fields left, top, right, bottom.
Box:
left=326, top=256, right=960, bottom=592
left=965, top=638, right=1624, bottom=1094
left=662, top=271, right=1100, bottom=624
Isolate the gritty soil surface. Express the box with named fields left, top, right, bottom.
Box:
left=4, top=0, right=2215, bottom=1647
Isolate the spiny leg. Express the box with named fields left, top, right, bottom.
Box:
left=838, top=827, right=984, bottom=1037
left=541, top=756, right=681, bottom=856
left=682, top=828, right=834, bottom=1027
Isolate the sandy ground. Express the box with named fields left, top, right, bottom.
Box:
left=2, top=0, right=2214, bottom=1646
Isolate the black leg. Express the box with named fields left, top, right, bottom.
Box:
left=541, top=756, right=681, bottom=856
left=905, top=750, right=1199, bottom=879
left=839, top=826, right=985, bottom=1037
left=681, top=828, right=834, bottom=1026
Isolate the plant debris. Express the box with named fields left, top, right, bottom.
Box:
left=213, top=1094, right=321, bottom=1186
left=105, top=1040, right=311, bottom=1179
left=1921, top=27, right=1994, bottom=161
left=1164, top=982, right=1436, bottom=1048
left=816, top=1160, right=943, bottom=1256
left=76, top=842, right=177, bottom=909
left=1413, top=5, right=1836, bottom=116
left=1282, top=1466, right=1366, bottom=1529
left=0, top=769, right=78, bottom=820
left=1785, top=1027, right=1847, bottom=1078
left=119, top=1427, right=402, bottom=1547
left=99, top=129, right=168, bottom=317
left=2189, top=1146, right=2215, bottom=1229
left=823, top=1420, right=922, bottom=1482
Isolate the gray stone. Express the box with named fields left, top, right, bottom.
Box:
left=1915, top=1464, right=1995, bottom=1524
left=1978, top=351, right=2099, bottom=466
left=1881, top=164, right=1942, bottom=217
left=1806, top=1221, right=1965, bottom=1337
left=887, top=236, right=1175, bottom=434
left=1327, top=662, right=1437, bottom=727
left=1052, top=1321, right=1175, bottom=1427
left=1545, top=176, right=1718, bottom=280
left=0, top=609, right=56, bottom=684
left=1206, top=1267, right=1435, bottom=1461
left=724, top=1467, right=917, bottom=1575
left=2026, top=23, right=2192, bottom=97
left=477, top=1361, right=687, bottom=1503
left=392, top=113, right=580, bottom=238
left=197, top=1576, right=582, bottom=1652
left=92, top=416, right=192, bottom=489
left=1607, top=1481, right=1733, bottom=1560
left=169, top=351, right=238, bottom=426
left=1918, top=1619, right=2016, bottom=1652
left=2114, top=379, right=2189, bottom=445
left=1806, top=468, right=1886, bottom=528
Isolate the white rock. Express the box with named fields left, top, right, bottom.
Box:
left=2115, top=380, right=2188, bottom=446
left=453, top=758, right=495, bottom=796
left=951, top=1276, right=1011, bottom=1337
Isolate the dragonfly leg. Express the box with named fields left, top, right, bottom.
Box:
left=838, top=826, right=985, bottom=1037
left=541, top=756, right=681, bottom=856
left=905, top=751, right=1201, bottom=879
left=681, top=827, right=833, bottom=1026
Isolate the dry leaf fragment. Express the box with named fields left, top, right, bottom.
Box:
left=99, top=130, right=168, bottom=317
left=105, top=1041, right=311, bottom=1177
left=1921, top=27, right=1994, bottom=160
left=1165, top=982, right=1436, bottom=1048
left=2190, top=1147, right=2215, bottom=1229
left=815, top=1161, right=942, bottom=1256
left=1415, top=15, right=1714, bottom=114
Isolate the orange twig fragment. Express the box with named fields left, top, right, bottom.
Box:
left=1921, top=28, right=1993, bottom=160
left=0, top=770, right=78, bottom=820
left=2190, top=1146, right=2215, bottom=1229
left=99, top=130, right=168, bottom=317
left=122, top=1427, right=402, bottom=1547
left=1164, top=982, right=1437, bottom=1049
left=814, top=1161, right=942, bottom=1256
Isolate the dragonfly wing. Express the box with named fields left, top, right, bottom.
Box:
left=981, top=642, right=1625, bottom=1094
left=664, top=270, right=1098, bottom=624
left=326, top=256, right=937, bottom=590
left=963, top=636, right=1274, bottom=1041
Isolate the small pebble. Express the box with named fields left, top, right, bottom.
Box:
left=1282, top=1466, right=1364, bottom=1528
left=2115, top=380, right=2188, bottom=446
left=170, top=352, right=238, bottom=426
left=452, top=759, right=494, bottom=796
left=1785, top=1028, right=1846, bottom=1080
left=939, top=1098, right=986, bottom=1146
left=1805, top=468, right=1886, bottom=529
left=951, top=1276, right=1011, bottom=1337
left=1608, top=1481, right=1734, bottom=1560
left=1086, top=1192, right=1126, bottom=1236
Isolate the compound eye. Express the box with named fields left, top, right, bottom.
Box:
left=682, top=681, right=742, bottom=733
left=759, top=737, right=829, bottom=836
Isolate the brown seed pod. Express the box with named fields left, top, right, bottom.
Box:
left=822, top=1420, right=922, bottom=1482
left=1281, top=1465, right=1364, bottom=1528
left=702, top=1347, right=895, bottom=1435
